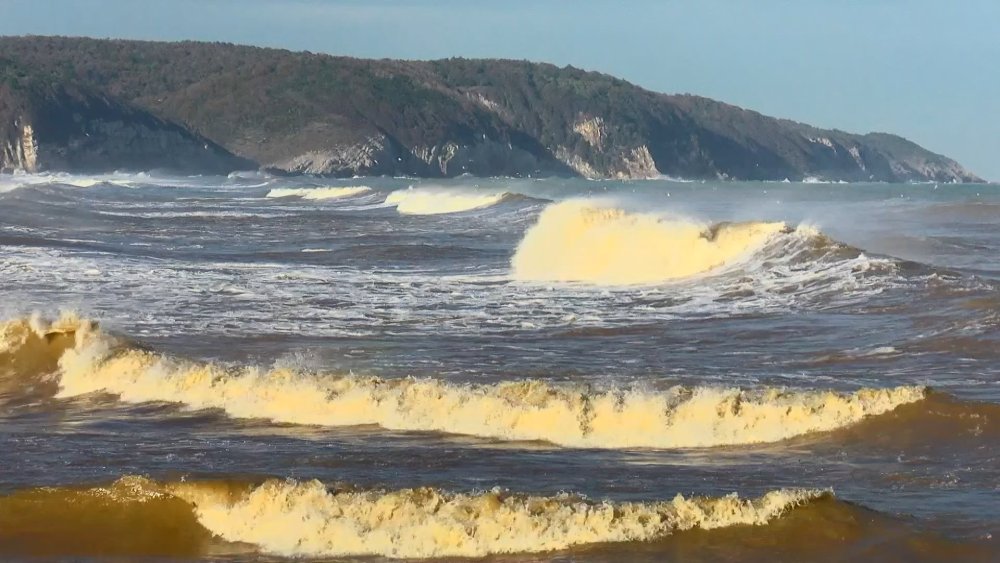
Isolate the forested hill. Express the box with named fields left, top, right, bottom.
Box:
left=0, top=36, right=982, bottom=182
left=0, top=53, right=252, bottom=175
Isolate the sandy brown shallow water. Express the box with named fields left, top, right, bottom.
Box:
left=0, top=173, right=997, bottom=561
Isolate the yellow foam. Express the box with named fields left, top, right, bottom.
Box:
left=46, top=321, right=926, bottom=448
left=511, top=200, right=789, bottom=284
left=0, top=475, right=826, bottom=558
left=174, top=479, right=825, bottom=558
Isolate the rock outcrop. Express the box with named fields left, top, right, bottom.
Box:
left=0, top=65, right=253, bottom=174
left=0, top=37, right=984, bottom=182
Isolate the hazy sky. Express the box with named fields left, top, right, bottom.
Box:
left=2, top=0, right=997, bottom=180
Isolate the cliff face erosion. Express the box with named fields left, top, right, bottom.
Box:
left=0, top=61, right=252, bottom=175
left=0, top=37, right=983, bottom=182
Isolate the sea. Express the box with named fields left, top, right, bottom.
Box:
left=0, top=171, right=997, bottom=561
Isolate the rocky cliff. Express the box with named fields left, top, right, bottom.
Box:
left=0, top=37, right=983, bottom=182
left=0, top=60, right=252, bottom=174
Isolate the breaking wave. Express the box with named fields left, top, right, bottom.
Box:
left=265, top=186, right=372, bottom=200
left=0, top=475, right=825, bottom=558
left=0, top=314, right=93, bottom=401
left=512, top=199, right=822, bottom=284
left=0, top=171, right=247, bottom=193
left=385, top=186, right=518, bottom=215
left=0, top=172, right=128, bottom=193
left=3, top=316, right=927, bottom=448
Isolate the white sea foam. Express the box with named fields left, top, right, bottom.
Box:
left=0, top=171, right=204, bottom=192
left=266, top=186, right=371, bottom=200
left=97, top=210, right=291, bottom=219
left=385, top=187, right=512, bottom=215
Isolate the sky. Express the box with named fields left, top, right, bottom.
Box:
left=1, top=0, right=997, bottom=180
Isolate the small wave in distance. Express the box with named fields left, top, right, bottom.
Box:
left=385, top=186, right=522, bottom=215
left=266, top=186, right=372, bottom=200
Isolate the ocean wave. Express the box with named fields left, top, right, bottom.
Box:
left=0, top=171, right=222, bottom=193
left=0, top=475, right=824, bottom=558
left=0, top=315, right=92, bottom=401
left=3, top=316, right=927, bottom=448
left=96, top=209, right=292, bottom=219
left=265, top=186, right=372, bottom=200
left=385, top=186, right=520, bottom=215
left=0, top=172, right=112, bottom=192
left=227, top=170, right=271, bottom=181
left=818, top=392, right=1000, bottom=447
left=802, top=176, right=849, bottom=184
left=511, top=199, right=815, bottom=284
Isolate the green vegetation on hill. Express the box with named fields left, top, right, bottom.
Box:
left=0, top=36, right=982, bottom=182
left=0, top=47, right=252, bottom=175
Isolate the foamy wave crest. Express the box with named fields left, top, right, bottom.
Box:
left=0, top=475, right=825, bottom=558
left=186, top=480, right=824, bottom=558
left=512, top=200, right=797, bottom=284
left=0, top=315, right=95, bottom=399
left=266, top=186, right=371, bottom=200
left=0, top=172, right=119, bottom=193
left=385, top=187, right=513, bottom=215
left=31, top=317, right=927, bottom=448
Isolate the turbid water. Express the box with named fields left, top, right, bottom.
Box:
left=0, top=172, right=997, bottom=561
